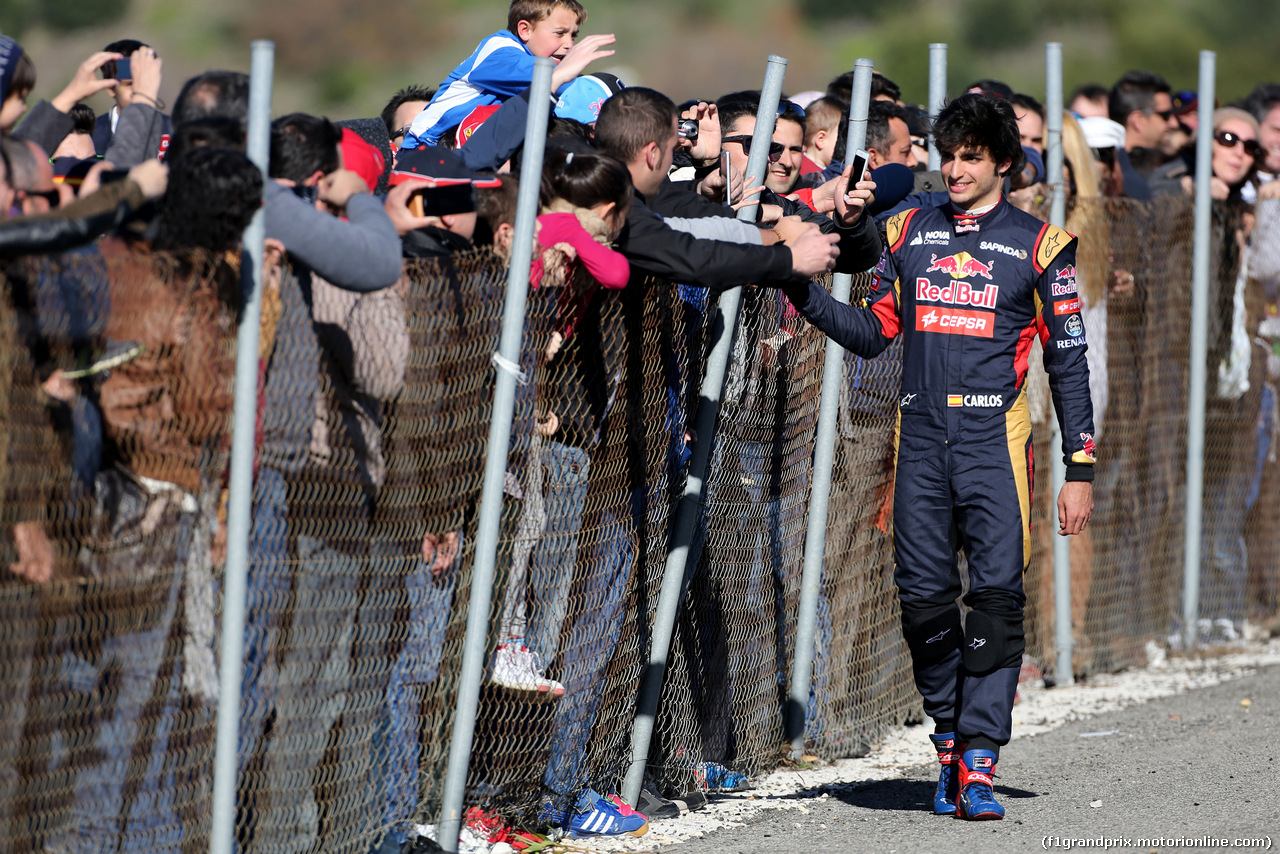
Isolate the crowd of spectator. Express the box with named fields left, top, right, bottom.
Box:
left=1, top=1, right=1279, bottom=850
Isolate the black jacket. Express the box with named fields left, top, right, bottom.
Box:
left=0, top=180, right=149, bottom=258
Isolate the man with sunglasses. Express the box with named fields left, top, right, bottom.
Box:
left=1, top=137, right=63, bottom=214
left=1100, top=70, right=1177, bottom=200
left=381, top=85, right=435, bottom=151
left=718, top=93, right=807, bottom=196
left=1109, top=70, right=1179, bottom=170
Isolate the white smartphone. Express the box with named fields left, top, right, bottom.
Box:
left=848, top=147, right=870, bottom=183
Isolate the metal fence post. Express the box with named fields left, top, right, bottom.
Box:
left=1183, top=50, right=1216, bottom=651
left=785, top=58, right=874, bottom=758
left=435, top=56, right=555, bottom=853
left=209, top=39, right=274, bottom=854
left=622, top=54, right=790, bottom=808
left=1044, top=42, right=1074, bottom=686
left=928, top=44, right=947, bottom=171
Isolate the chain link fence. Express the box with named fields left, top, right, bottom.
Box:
left=0, top=191, right=1277, bottom=851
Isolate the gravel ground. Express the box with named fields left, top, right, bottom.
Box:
left=561, top=637, right=1280, bottom=854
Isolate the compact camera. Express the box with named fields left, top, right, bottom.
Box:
left=678, top=119, right=699, bottom=142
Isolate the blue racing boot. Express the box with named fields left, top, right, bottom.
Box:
left=955, top=748, right=1005, bottom=820
left=928, top=732, right=958, bottom=815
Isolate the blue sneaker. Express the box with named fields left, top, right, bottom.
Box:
left=698, top=762, right=753, bottom=793
left=542, top=789, right=649, bottom=838
left=955, top=749, right=1005, bottom=820
left=928, top=732, right=958, bottom=815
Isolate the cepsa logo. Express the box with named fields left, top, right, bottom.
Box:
left=917, top=307, right=995, bottom=338
left=947, top=394, right=1004, bottom=408
left=1054, top=298, right=1080, bottom=315
left=916, top=278, right=999, bottom=310
left=927, top=252, right=994, bottom=279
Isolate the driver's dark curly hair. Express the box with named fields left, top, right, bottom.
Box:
left=933, top=92, right=1025, bottom=179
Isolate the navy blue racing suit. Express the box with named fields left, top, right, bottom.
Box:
left=786, top=198, right=1096, bottom=753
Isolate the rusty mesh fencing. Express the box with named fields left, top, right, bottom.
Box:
left=1, top=191, right=1278, bottom=852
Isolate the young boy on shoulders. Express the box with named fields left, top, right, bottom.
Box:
left=402, top=0, right=592, bottom=149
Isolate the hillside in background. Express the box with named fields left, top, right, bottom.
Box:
left=4, top=0, right=1279, bottom=122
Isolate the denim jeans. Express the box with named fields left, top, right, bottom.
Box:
left=369, top=538, right=462, bottom=841
left=543, top=489, right=638, bottom=798
left=1202, top=410, right=1258, bottom=624
left=237, top=466, right=290, bottom=780
left=257, top=528, right=364, bottom=852
left=527, top=442, right=591, bottom=668
left=48, top=470, right=196, bottom=853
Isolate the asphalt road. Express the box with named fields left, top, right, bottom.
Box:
left=672, top=662, right=1280, bottom=854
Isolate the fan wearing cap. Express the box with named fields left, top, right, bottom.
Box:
left=0, top=36, right=36, bottom=133
left=553, top=71, right=624, bottom=130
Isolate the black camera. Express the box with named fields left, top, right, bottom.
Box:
left=678, top=119, right=699, bottom=142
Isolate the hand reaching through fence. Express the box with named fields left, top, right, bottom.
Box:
left=423, top=530, right=461, bottom=577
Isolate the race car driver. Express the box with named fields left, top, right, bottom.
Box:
left=781, top=92, right=1095, bottom=820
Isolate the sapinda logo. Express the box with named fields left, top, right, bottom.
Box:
left=915, top=278, right=999, bottom=309
left=916, top=307, right=994, bottom=338
left=979, top=240, right=1028, bottom=260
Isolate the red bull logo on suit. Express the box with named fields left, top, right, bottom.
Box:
left=927, top=252, right=994, bottom=280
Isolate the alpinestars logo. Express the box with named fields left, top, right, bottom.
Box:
left=926, top=628, right=950, bottom=643
left=969, top=638, right=987, bottom=650
left=900, top=393, right=918, bottom=408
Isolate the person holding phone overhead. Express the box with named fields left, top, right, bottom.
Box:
left=92, top=39, right=172, bottom=162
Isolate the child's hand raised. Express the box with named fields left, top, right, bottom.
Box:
left=551, top=34, right=617, bottom=90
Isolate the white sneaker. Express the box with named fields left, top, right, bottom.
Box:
left=491, top=641, right=565, bottom=697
